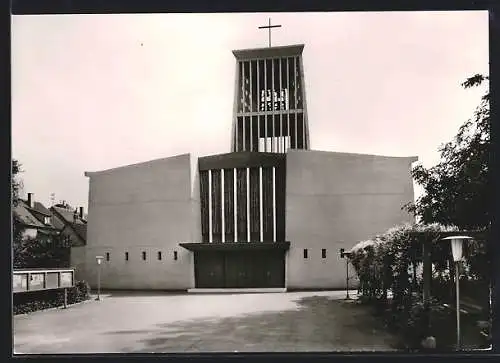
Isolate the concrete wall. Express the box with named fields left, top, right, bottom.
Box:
left=84, top=153, right=200, bottom=290
left=285, top=149, right=417, bottom=289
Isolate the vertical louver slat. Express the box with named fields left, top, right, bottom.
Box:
left=208, top=169, right=212, bottom=243
left=224, top=169, right=234, bottom=242
left=250, top=168, right=260, bottom=241
left=233, top=168, right=237, bottom=242
left=221, top=169, right=225, bottom=243
left=199, top=170, right=209, bottom=243
left=246, top=167, right=251, bottom=242
left=236, top=168, right=247, bottom=242
left=259, top=167, right=263, bottom=241
left=272, top=166, right=276, bottom=241
left=275, top=164, right=286, bottom=241
left=211, top=169, right=222, bottom=243
left=262, top=167, right=274, bottom=241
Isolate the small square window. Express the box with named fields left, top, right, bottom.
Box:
left=322, top=249, right=326, bottom=259
left=106, top=252, right=110, bottom=261
left=142, top=251, right=147, bottom=261
left=303, top=249, right=308, bottom=259
left=125, top=252, right=129, bottom=261
left=158, top=251, right=162, bottom=261
left=174, top=251, right=178, bottom=261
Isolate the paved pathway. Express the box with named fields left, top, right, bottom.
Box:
left=14, top=290, right=399, bottom=354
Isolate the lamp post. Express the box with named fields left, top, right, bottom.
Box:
left=441, top=236, right=473, bottom=351
left=95, top=255, right=104, bottom=301
left=340, top=248, right=352, bottom=300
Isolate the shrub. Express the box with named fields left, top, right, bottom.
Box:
left=397, top=295, right=449, bottom=350
left=67, top=280, right=91, bottom=303
left=348, top=223, right=488, bottom=350
left=13, top=280, right=91, bottom=315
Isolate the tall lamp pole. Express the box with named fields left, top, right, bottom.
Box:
left=95, top=255, right=104, bottom=301
left=340, top=248, right=352, bottom=300
left=441, top=236, right=473, bottom=352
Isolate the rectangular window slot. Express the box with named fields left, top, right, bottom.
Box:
left=106, top=252, right=110, bottom=261
left=142, top=251, right=146, bottom=261
left=303, top=249, right=308, bottom=259
left=174, top=251, right=178, bottom=261
left=125, top=252, right=129, bottom=261
left=158, top=251, right=162, bottom=261
left=322, top=249, right=326, bottom=259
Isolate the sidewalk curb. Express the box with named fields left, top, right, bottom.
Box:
left=14, top=298, right=93, bottom=318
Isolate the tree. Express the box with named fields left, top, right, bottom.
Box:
left=13, top=235, right=70, bottom=269
left=12, top=159, right=24, bottom=243
left=12, top=159, right=23, bottom=207
left=404, top=74, right=490, bottom=231
left=403, top=75, right=490, bottom=283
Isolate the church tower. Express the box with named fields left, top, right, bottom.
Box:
left=231, top=44, right=310, bottom=152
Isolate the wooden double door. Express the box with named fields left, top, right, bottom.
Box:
left=194, top=250, right=285, bottom=288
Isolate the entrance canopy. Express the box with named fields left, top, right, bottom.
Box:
left=179, top=241, right=290, bottom=252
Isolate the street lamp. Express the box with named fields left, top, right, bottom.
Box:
left=441, top=235, right=473, bottom=351
left=95, top=255, right=104, bottom=301
left=340, top=248, right=352, bottom=300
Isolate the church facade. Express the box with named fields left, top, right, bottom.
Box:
left=82, top=44, right=417, bottom=291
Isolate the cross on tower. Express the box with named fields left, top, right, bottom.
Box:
left=258, top=18, right=282, bottom=47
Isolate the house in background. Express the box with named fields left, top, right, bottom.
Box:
left=12, top=194, right=88, bottom=279
left=50, top=204, right=87, bottom=279
left=13, top=193, right=59, bottom=240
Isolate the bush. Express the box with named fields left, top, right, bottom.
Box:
left=13, top=280, right=91, bottom=315
left=349, top=223, right=488, bottom=350
left=68, top=280, right=91, bottom=302
left=394, top=295, right=449, bottom=350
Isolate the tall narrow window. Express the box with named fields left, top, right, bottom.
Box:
left=322, top=249, right=327, bottom=259
left=142, top=251, right=147, bottom=261
left=125, top=252, right=129, bottom=261
left=174, top=251, right=178, bottom=261
left=106, top=252, right=110, bottom=261
left=303, top=249, right=308, bottom=259
left=158, top=251, right=162, bottom=261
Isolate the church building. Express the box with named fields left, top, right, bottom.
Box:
left=82, top=39, right=417, bottom=291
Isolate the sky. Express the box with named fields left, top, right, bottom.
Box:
left=11, top=11, right=489, bottom=211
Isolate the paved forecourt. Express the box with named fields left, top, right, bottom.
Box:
left=13, top=290, right=398, bottom=354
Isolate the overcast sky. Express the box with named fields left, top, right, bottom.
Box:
left=11, top=11, right=488, bottom=211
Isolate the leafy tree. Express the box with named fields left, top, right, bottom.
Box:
left=13, top=235, right=70, bottom=269
left=12, top=159, right=23, bottom=207
left=403, top=75, right=491, bottom=283
left=404, top=74, right=490, bottom=231
left=12, top=159, right=24, bottom=245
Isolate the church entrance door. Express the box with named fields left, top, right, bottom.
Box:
left=193, top=249, right=285, bottom=288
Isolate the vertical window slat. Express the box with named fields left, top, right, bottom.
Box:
left=246, top=167, right=250, bottom=242
left=259, top=167, right=263, bottom=241
left=273, top=167, right=276, bottom=241
left=221, top=169, right=225, bottom=243
left=208, top=169, right=212, bottom=243
left=234, top=168, right=237, bottom=242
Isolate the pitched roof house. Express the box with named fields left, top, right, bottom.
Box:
left=50, top=204, right=87, bottom=247
left=13, top=193, right=59, bottom=239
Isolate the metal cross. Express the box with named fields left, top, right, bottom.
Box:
left=258, top=18, right=282, bottom=47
